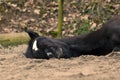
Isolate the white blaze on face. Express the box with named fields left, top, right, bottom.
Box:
left=32, top=40, right=38, bottom=51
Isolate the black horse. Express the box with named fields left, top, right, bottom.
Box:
left=25, top=30, right=71, bottom=59
left=25, top=15, right=120, bottom=59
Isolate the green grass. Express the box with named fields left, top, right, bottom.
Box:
left=74, top=20, right=94, bottom=35
left=0, top=37, right=29, bottom=47
left=0, top=32, right=29, bottom=47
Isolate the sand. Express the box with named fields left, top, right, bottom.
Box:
left=0, top=45, right=120, bottom=80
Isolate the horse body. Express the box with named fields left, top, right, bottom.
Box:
left=25, top=15, right=120, bottom=59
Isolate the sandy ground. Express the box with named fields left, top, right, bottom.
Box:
left=0, top=45, right=120, bottom=80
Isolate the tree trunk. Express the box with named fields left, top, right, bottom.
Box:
left=57, top=0, right=64, bottom=38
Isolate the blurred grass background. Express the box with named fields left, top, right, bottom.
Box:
left=0, top=0, right=119, bottom=47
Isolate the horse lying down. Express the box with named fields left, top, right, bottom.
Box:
left=25, top=15, right=120, bottom=59
left=25, top=31, right=71, bottom=59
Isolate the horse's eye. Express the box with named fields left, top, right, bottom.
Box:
left=53, top=47, right=63, bottom=59
left=56, top=48, right=63, bottom=55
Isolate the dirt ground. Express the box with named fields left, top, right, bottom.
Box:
left=0, top=45, right=120, bottom=80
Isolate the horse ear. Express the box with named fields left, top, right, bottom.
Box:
left=25, top=30, right=39, bottom=40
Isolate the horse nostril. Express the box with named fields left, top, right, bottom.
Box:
left=46, top=52, right=54, bottom=58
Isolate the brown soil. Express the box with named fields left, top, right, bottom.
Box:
left=0, top=45, right=120, bottom=80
